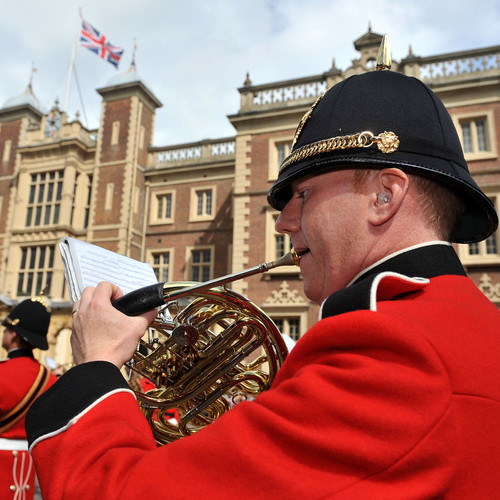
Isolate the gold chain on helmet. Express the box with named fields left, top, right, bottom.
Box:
left=279, top=130, right=400, bottom=174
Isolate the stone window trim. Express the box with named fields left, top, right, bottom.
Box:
left=452, top=110, right=497, bottom=161
left=189, top=186, right=216, bottom=222
left=150, top=189, right=176, bottom=225
left=25, top=170, right=64, bottom=228
left=264, top=208, right=301, bottom=275
left=16, top=244, right=55, bottom=297
left=185, top=245, right=214, bottom=282
left=147, top=248, right=174, bottom=283
left=268, top=137, right=293, bottom=182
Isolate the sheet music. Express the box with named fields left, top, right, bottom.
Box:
left=59, top=237, right=158, bottom=303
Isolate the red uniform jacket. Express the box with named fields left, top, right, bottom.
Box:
left=0, top=351, right=57, bottom=500
left=26, top=244, right=500, bottom=499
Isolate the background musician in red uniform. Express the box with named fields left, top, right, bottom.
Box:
left=0, top=297, right=57, bottom=500
left=26, top=42, right=500, bottom=498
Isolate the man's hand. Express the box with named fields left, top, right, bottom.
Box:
left=71, top=282, right=158, bottom=368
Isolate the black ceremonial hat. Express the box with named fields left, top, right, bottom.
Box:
left=267, top=50, right=498, bottom=243
left=2, top=297, right=51, bottom=350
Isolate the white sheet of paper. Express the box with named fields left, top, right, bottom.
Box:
left=59, top=237, right=158, bottom=303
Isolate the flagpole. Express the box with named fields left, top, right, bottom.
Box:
left=63, top=10, right=82, bottom=113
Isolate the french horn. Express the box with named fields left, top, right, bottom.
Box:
left=113, top=250, right=299, bottom=445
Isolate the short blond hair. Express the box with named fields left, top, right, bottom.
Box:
left=353, top=168, right=465, bottom=241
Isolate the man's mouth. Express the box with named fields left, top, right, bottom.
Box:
left=295, top=248, right=310, bottom=259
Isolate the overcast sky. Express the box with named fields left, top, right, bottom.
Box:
left=1, top=0, right=499, bottom=146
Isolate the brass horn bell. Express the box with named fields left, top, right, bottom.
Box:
left=116, top=250, right=299, bottom=445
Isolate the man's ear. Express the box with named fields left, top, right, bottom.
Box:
left=368, top=168, right=409, bottom=226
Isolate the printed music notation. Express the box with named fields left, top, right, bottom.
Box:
left=59, top=237, right=158, bottom=303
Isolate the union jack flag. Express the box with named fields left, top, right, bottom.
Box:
left=80, top=18, right=124, bottom=68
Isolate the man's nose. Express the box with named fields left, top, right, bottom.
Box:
left=275, top=199, right=300, bottom=234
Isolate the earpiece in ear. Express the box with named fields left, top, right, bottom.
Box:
left=377, top=193, right=390, bottom=204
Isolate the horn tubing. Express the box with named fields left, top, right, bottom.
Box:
left=113, top=249, right=299, bottom=316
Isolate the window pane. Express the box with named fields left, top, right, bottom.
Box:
left=461, top=122, right=472, bottom=153
left=29, top=248, right=36, bottom=269
left=157, top=196, right=163, bottom=219
left=28, top=184, right=36, bottom=204
left=53, top=204, right=60, bottom=224
left=289, top=319, right=300, bottom=335
left=35, top=206, right=42, bottom=226
left=475, top=119, right=487, bottom=151
left=20, top=248, right=27, bottom=269
left=192, top=267, right=200, bottom=281
left=26, top=272, right=33, bottom=294
left=165, top=195, right=172, bottom=218
left=468, top=242, right=480, bottom=255
left=274, top=319, right=284, bottom=332
left=205, top=191, right=212, bottom=215
left=48, top=246, right=54, bottom=267
left=44, top=206, right=51, bottom=225
left=17, top=274, right=24, bottom=296
left=486, top=234, right=498, bottom=254
left=275, top=235, right=285, bottom=259
left=38, top=184, right=45, bottom=203
left=45, top=271, right=52, bottom=291
left=25, top=207, right=33, bottom=226
left=277, top=144, right=286, bottom=166
left=38, top=246, right=46, bottom=268
left=197, top=192, right=203, bottom=216
left=47, top=182, right=54, bottom=202
left=36, top=272, right=44, bottom=295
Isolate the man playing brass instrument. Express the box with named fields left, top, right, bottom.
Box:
left=26, top=44, right=500, bottom=498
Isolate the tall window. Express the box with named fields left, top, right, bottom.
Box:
left=461, top=118, right=488, bottom=153
left=157, top=193, right=173, bottom=220
left=196, top=189, right=213, bottom=217
left=275, top=232, right=293, bottom=260
left=274, top=215, right=292, bottom=259
left=269, top=140, right=293, bottom=180
left=151, top=251, right=171, bottom=282
left=190, top=187, right=215, bottom=221
left=265, top=212, right=298, bottom=273
left=17, top=245, right=55, bottom=296
left=273, top=317, right=301, bottom=341
left=191, top=249, right=212, bottom=281
left=276, top=142, right=292, bottom=168
left=25, top=171, right=63, bottom=227
left=151, top=190, right=175, bottom=224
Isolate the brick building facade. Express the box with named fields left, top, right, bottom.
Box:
left=1, top=28, right=499, bottom=366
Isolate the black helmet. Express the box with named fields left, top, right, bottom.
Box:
left=268, top=70, right=498, bottom=243
left=2, top=298, right=51, bottom=350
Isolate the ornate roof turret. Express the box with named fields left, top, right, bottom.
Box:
left=105, top=58, right=141, bottom=87
left=97, top=56, right=162, bottom=110
left=2, top=65, right=45, bottom=114
left=2, top=68, right=45, bottom=114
